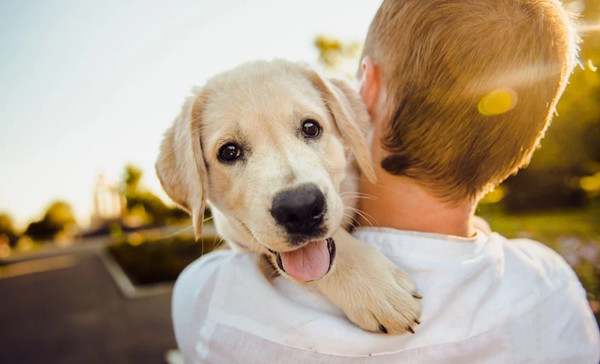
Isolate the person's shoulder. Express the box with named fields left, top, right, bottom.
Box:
left=495, top=233, right=580, bottom=288
left=490, top=232, right=592, bottom=320
left=495, top=234, right=600, bottom=360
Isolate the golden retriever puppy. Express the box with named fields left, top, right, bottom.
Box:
left=156, top=60, right=421, bottom=334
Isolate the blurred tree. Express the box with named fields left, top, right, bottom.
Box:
left=0, top=212, right=18, bottom=247
left=314, top=35, right=361, bottom=78
left=122, top=164, right=188, bottom=227
left=124, top=164, right=143, bottom=192
left=24, top=201, right=77, bottom=242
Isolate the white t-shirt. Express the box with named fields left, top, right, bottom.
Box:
left=172, top=227, right=600, bottom=363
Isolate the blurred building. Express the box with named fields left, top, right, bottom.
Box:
left=90, top=174, right=125, bottom=230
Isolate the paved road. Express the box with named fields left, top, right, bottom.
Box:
left=0, top=251, right=177, bottom=364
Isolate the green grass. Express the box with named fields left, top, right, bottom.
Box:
left=478, top=205, right=600, bottom=250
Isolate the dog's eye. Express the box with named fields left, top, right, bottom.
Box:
left=217, top=143, right=243, bottom=163
left=301, top=119, right=322, bottom=139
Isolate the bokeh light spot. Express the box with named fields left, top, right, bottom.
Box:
left=580, top=173, right=600, bottom=192
left=481, top=186, right=506, bottom=204
left=478, top=88, right=518, bottom=117
left=587, top=59, right=598, bottom=72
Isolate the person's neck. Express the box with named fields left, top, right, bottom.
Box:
left=358, top=172, right=477, bottom=238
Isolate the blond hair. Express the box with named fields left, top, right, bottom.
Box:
left=362, top=0, right=578, bottom=201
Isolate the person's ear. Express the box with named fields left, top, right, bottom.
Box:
left=155, top=89, right=209, bottom=240
left=359, top=56, right=381, bottom=117
left=302, top=67, right=377, bottom=183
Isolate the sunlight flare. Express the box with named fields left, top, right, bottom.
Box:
left=577, top=22, right=600, bottom=34
left=478, top=88, right=518, bottom=116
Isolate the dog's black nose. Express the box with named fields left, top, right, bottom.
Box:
left=271, top=183, right=326, bottom=236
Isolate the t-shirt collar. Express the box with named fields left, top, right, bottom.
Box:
left=353, top=226, right=490, bottom=261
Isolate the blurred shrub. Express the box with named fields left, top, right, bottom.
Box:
left=583, top=121, right=600, bottom=163
left=107, top=234, right=221, bottom=285
left=503, top=169, right=587, bottom=212
left=121, top=164, right=188, bottom=227
left=314, top=35, right=361, bottom=77
left=0, top=212, right=18, bottom=247
left=23, top=201, right=77, bottom=242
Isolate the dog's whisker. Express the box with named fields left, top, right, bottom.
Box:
left=341, top=195, right=377, bottom=202
left=340, top=193, right=374, bottom=198
left=342, top=212, right=362, bottom=227
left=140, top=224, right=195, bottom=242
left=212, top=236, right=226, bottom=253
left=346, top=206, right=376, bottom=227
left=343, top=210, right=365, bottom=227
left=339, top=189, right=372, bottom=195
left=354, top=212, right=375, bottom=227
left=340, top=195, right=377, bottom=202
left=356, top=208, right=375, bottom=220
left=340, top=191, right=377, bottom=200
left=160, top=224, right=194, bottom=239
left=335, top=193, right=377, bottom=227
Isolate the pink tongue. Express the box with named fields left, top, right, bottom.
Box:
left=280, top=240, right=330, bottom=282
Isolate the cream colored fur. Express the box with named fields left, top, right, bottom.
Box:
left=156, top=60, right=421, bottom=334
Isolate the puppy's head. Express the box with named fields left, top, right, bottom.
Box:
left=156, top=60, right=375, bottom=281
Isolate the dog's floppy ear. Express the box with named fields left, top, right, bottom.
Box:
left=304, top=69, right=377, bottom=183
left=156, top=89, right=209, bottom=240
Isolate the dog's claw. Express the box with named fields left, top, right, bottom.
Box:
left=413, top=293, right=423, bottom=300
left=378, top=325, right=388, bottom=334
left=414, top=319, right=421, bottom=325
left=407, top=326, right=415, bottom=334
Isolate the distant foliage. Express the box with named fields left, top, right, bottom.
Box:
left=314, top=35, right=361, bottom=78
left=0, top=213, right=18, bottom=247
left=23, top=201, right=77, bottom=242
left=121, top=164, right=188, bottom=227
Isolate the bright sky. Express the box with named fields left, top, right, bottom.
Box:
left=0, top=0, right=381, bottom=228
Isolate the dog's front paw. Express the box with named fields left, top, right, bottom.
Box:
left=341, top=258, right=422, bottom=334
left=313, top=231, right=422, bottom=335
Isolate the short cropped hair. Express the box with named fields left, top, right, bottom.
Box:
left=362, top=0, right=578, bottom=201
